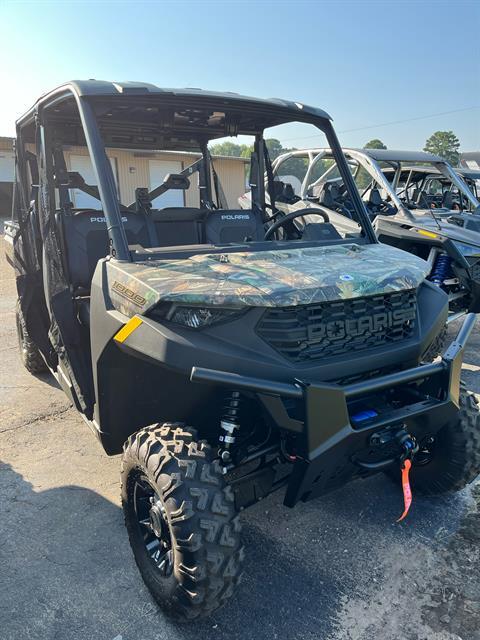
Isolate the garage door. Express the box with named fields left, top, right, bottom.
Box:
left=149, top=160, right=184, bottom=208
left=69, top=155, right=117, bottom=209
left=0, top=151, right=15, bottom=182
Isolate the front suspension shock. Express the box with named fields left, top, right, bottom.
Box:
left=218, top=391, right=242, bottom=465
left=429, top=254, right=453, bottom=287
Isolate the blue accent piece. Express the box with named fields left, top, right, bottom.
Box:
left=351, top=409, right=378, bottom=423
left=429, top=254, right=453, bottom=287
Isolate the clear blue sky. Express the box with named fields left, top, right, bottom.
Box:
left=1, top=0, right=479, bottom=150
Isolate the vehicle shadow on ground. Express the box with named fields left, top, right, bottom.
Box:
left=34, top=370, right=62, bottom=390
left=0, top=460, right=470, bottom=640
left=0, top=459, right=345, bottom=640
left=0, top=460, right=130, bottom=640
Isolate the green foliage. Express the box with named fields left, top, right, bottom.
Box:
left=209, top=141, right=251, bottom=157
left=363, top=139, right=387, bottom=150
left=210, top=138, right=328, bottom=186
left=265, top=139, right=284, bottom=160
left=240, top=145, right=254, bottom=159
left=423, top=131, right=460, bottom=165
left=211, top=138, right=289, bottom=161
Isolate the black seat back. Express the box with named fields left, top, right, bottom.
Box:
left=60, top=210, right=153, bottom=291
left=368, top=187, right=383, bottom=212
left=150, top=207, right=205, bottom=247
left=412, top=188, right=430, bottom=208
left=317, top=183, right=339, bottom=208
left=368, top=188, right=383, bottom=208
left=442, top=191, right=453, bottom=209
left=204, top=209, right=264, bottom=244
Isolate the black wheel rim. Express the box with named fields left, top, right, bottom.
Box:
left=133, top=475, right=174, bottom=577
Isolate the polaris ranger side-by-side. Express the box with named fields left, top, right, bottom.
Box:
left=5, top=81, right=480, bottom=620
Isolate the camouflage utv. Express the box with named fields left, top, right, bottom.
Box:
left=5, top=81, right=480, bottom=620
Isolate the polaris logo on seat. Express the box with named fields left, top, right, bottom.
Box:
left=220, top=214, right=250, bottom=221
left=307, top=308, right=416, bottom=342
left=90, top=216, right=128, bottom=223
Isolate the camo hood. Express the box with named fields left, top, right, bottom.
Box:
left=106, top=243, right=429, bottom=317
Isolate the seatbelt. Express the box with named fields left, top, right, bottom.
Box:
left=208, top=151, right=228, bottom=209
left=263, top=145, right=278, bottom=216
left=52, top=146, right=73, bottom=213
left=249, top=151, right=262, bottom=214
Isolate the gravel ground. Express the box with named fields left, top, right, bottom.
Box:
left=0, top=237, right=479, bottom=640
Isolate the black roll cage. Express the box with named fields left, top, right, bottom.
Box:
left=14, top=81, right=378, bottom=263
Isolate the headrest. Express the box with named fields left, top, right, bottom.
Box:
left=282, top=183, right=296, bottom=201
left=272, top=180, right=285, bottom=197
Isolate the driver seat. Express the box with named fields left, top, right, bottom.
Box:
left=442, top=191, right=454, bottom=209
left=368, top=188, right=383, bottom=210
left=318, top=183, right=340, bottom=208
left=412, top=188, right=430, bottom=208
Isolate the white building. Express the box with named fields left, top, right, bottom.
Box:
left=0, top=135, right=249, bottom=216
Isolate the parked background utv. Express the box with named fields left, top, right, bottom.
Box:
left=5, top=81, right=480, bottom=620
left=245, top=148, right=480, bottom=357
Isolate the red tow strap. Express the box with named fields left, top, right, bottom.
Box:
left=397, top=459, right=413, bottom=522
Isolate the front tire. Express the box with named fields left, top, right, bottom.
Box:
left=15, top=300, right=47, bottom=374
left=121, top=424, right=244, bottom=620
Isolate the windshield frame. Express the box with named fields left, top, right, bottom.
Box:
left=17, top=82, right=379, bottom=262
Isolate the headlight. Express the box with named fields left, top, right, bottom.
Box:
left=452, top=241, right=480, bottom=257
left=149, top=303, right=245, bottom=328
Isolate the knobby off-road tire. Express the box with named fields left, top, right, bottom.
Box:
left=15, top=300, right=47, bottom=374
left=121, top=424, right=244, bottom=620
left=421, top=324, right=448, bottom=363
left=389, top=384, right=480, bottom=496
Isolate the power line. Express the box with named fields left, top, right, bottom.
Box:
left=281, top=106, right=480, bottom=143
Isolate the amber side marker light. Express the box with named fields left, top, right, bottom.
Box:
left=114, top=316, right=143, bottom=343
left=416, top=229, right=439, bottom=239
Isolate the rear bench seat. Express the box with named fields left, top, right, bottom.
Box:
left=60, top=210, right=156, bottom=292
left=59, top=207, right=265, bottom=295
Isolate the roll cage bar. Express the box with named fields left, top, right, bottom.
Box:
left=14, top=81, right=378, bottom=260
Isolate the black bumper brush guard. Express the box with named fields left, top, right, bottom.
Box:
left=191, top=313, right=476, bottom=507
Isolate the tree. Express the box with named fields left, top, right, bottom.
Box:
left=364, top=138, right=387, bottom=150
left=423, top=131, right=460, bottom=165
left=240, top=144, right=254, bottom=159
left=209, top=141, right=245, bottom=157
left=265, top=138, right=284, bottom=160
left=210, top=138, right=307, bottom=182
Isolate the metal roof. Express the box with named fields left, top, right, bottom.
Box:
left=17, top=79, right=331, bottom=127
left=457, top=167, right=480, bottom=179
left=351, top=148, right=445, bottom=163
left=15, top=80, right=333, bottom=152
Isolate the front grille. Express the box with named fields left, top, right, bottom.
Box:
left=257, top=290, right=417, bottom=362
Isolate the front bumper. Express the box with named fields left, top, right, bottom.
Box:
left=191, top=313, right=476, bottom=507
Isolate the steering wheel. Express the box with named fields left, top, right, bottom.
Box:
left=264, top=208, right=330, bottom=241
